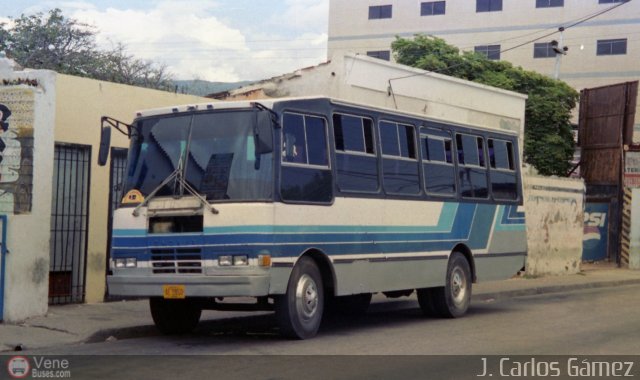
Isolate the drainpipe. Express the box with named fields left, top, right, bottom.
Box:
left=0, top=215, right=7, bottom=322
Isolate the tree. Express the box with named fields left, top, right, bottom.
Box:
left=392, top=35, right=579, bottom=176
left=0, top=9, right=174, bottom=91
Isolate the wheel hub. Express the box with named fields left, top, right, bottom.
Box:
left=451, top=268, right=467, bottom=304
left=296, top=274, right=319, bottom=321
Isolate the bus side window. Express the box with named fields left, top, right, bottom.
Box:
left=488, top=138, right=517, bottom=200
left=422, top=131, right=456, bottom=196
left=456, top=133, right=488, bottom=199
left=280, top=112, right=332, bottom=203
left=379, top=121, right=420, bottom=195
left=333, top=113, right=379, bottom=193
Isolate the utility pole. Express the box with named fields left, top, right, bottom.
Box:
left=552, top=26, right=568, bottom=80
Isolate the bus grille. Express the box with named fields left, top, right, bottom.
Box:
left=150, top=248, right=203, bottom=274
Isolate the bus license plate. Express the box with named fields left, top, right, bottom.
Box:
left=163, top=285, right=185, bottom=299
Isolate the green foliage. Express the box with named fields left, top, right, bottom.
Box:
left=392, top=35, right=579, bottom=176
left=0, top=9, right=174, bottom=91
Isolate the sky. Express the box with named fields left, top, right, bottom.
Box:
left=0, top=0, right=330, bottom=82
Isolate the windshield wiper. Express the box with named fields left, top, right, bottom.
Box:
left=133, top=116, right=219, bottom=216
left=132, top=161, right=219, bottom=216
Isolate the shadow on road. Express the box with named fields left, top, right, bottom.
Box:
left=88, top=298, right=512, bottom=344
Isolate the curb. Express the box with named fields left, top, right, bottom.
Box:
left=472, top=278, right=640, bottom=301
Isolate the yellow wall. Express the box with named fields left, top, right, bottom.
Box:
left=54, top=74, right=208, bottom=303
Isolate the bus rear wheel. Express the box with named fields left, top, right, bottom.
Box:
left=418, top=252, right=471, bottom=318
left=275, top=257, right=324, bottom=339
left=149, top=297, right=202, bottom=335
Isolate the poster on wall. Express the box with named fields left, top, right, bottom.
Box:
left=0, top=87, right=34, bottom=214
left=582, top=202, right=609, bottom=261
left=625, top=151, right=640, bottom=188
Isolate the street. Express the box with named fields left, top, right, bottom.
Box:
left=16, top=284, right=640, bottom=379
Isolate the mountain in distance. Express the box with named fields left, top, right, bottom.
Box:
left=173, top=79, right=254, bottom=96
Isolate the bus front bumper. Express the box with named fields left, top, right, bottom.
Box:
left=107, top=274, right=271, bottom=298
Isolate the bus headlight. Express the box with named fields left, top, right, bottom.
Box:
left=218, top=255, right=249, bottom=266
left=233, top=255, right=248, bottom=266
left=114, top=258, right=137, bottom=268
left=125, top=258, right=137, bottom=268
left=218, top=256, right=233, bottom=266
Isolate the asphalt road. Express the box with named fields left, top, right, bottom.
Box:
left=20, top=284, right=640, bottom=379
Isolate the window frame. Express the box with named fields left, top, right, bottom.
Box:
left=533, top=42, right=556, bottom=58
left=596, top=38, right=627, bottom=56
left=368, top=5, right=393, bottom=19
left=474, top=45, right=501, bottom=60
left=487, top=138, right=518, bottom=201
left=456, top=132, right=489, bottom=199
left=279, top=111, right=333, bottom=205
left=281, top=112, right=330, bottom=169
left=366, top=50, right=391, bottom=61
left=421, top=1, right=446, bottom=16
left=536, top=0, right=564, bottom=8
left=332, top=112, right=380, bottom=194
left=379, top=120, right=418, bottom=161
left=476, top=0, right=503, bottom=12
left=421, top=127, right=457, bottom=197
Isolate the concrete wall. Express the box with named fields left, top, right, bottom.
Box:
left=0, top=64, right=209, bottom=322
left=54, top=74, right=206, bottom=304
left=524, top=175, right=585, bottom=276
left=0, top=66, right=56, bottom=322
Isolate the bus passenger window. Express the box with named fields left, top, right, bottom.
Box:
left=488, top=138, right=517, bottom=200
left=421, top=127, right=456, bottom=196
left=281, top=112, right=332, bottom=203
left=379, top=121, right=419, bottom=195
left=457, top=133, right=488, bottom=199
left=333, top=113, right=379, bottom=193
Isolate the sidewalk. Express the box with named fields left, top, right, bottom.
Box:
left=2, top=263, right=639, bottom=352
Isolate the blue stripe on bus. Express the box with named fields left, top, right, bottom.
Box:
left=495, top=205, right=526, bottom=232
left=111, top=203, right=524, bottom=260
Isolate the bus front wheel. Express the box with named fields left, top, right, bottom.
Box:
left=418, top=252, right=471, bottom=318
left=275, top=257, right=324, bottom=339
left=149, top=297, right=202, bottom=335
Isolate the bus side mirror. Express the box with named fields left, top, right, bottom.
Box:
left=255, top=112, right=274, bottom=155
left=98, top=121, right=112, bottom=166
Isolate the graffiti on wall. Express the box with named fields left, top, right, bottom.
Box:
left=0, top=88, right=34, bottom=214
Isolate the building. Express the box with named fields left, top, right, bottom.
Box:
left=0, top=59, right=206, bottom=322
left=327, top=0, right=640, bottom=134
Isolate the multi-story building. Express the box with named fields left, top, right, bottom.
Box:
left=328, top=0, right=639, bottom=102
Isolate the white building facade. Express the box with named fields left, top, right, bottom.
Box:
left=328, top=0, right=639, bottom=131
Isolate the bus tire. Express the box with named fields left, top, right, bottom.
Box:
left=149, top=297, right=202, bottom=335
left=418, top=252, right=471, bottom=318
left=275, top=257, right=324, bottom=339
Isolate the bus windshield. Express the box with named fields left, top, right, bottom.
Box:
left=123, top=109, right=274, bottom=203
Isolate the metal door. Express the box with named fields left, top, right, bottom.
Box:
left=49, top=144, right=91, bottom=304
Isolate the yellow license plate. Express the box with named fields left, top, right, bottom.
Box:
left=163, top=285, right=186, bottom=299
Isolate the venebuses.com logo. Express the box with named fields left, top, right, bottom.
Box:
left=7, top=356, right=30, bottom=379
left=6, top=356, right=72, bottom=379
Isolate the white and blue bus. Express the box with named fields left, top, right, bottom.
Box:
left=99, top=97, right=526, bottom=339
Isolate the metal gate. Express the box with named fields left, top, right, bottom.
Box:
left=105, top=148, right=127, bottom=299
left=49, top=144, right=91, bottom=304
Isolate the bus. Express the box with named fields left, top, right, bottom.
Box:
left=98, top=96, right=526, bottom=339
